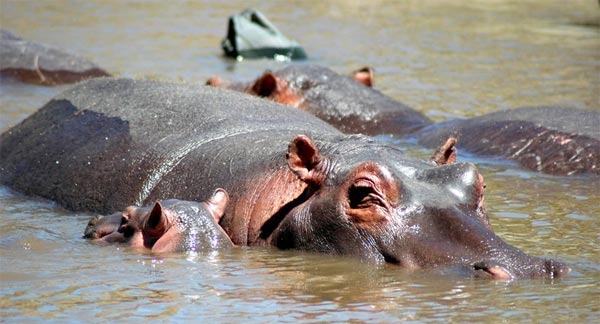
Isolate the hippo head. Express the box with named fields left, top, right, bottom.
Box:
left=207, top=65, right=431, bottom=135
left=207, top=65, right=373, bottom=110
left=269, top=135, right=569, bottom=280
left=84, top=189, right=232, bottom=252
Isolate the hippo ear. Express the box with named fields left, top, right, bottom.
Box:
left=142, top=202, right=169, bottom=247
left=251, top=71, right=279, bottom=97
left=286, top=135, right=323, bottom=186
left=351, top=67, right=374, bottom=87
left=206, top=76, right=222, bottom=87
left=431, top=137, right=457, bottom=165
left=146, top=202, right=165, bottom=229
left=206, top=188, right=229, bottom=223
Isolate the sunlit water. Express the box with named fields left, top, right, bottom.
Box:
left=1, top=1, right=599, bottom=322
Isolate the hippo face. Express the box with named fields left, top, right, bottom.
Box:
left=84, top=190, right=233, bottom=253
left=83, top=212, right=123, bottom=241
left=270, top=135, right=569, bottom=279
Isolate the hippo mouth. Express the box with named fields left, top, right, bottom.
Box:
left=471, top=261, right=514, bottom=280
left=470, top=258, right=570, bottom=280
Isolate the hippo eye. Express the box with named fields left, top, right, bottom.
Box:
left=116, top=215, right=135, bottom=237
left=298, top=78, right=313, bottom=90
left=348, top=180, right=385, bottom=209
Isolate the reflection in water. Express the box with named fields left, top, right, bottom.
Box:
left=0, top=0, right=599, bottom=322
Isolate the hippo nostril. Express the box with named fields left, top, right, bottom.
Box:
left=544, top=259, right=571, bottom=278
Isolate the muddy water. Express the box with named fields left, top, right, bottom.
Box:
left=1, top=1, right=598, bottom=322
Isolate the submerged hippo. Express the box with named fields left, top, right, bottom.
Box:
left=0, top=29, right=110, bottom=86
left=0, top=78, right=568, bottom=279
left=207, top=64, right=432, bottom=136
left=84, top=189, right=233, bottom=253
left=414, top=107, right=599, bottom=176
left=208, top=65, right=599, bottom=176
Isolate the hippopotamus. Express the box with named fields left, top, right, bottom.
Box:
left=207, top=65, right=599, bottom=176
left=0, top=78, right=569, bottom=279
left=0, top=29, right=110, bottom=86
left=414, top=107, right=600, bottom=176
left=84, top=189, right=233, bottom=253
left=206, top=64, right=432, bottom=136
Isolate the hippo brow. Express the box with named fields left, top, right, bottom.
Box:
left=327, top=142, right=404, bottom=155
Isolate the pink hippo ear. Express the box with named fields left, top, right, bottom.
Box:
left=286, top=135, right=324, bottom=186
left=431, top=136, right=458, bottom=166
left=250, top=71, right=279, bottom=97
left=205, top=188, right=229, bottom=223
left=142, top=202, right=169, bottom=248
left=351, top=67, right=374, bottom=88
left=205, top=76, right=223, bottom=87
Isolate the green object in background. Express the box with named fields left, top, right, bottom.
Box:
left=221, top=9, right=307, bottom=61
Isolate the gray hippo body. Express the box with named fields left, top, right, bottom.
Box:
left=0, top=29, right=109, bottom=86
left=0, top=78, right=568, bottom=279
left=209, top=65, right=599, bottom=176
left=414, top=106, right=600, bottom=176
left=208, top=64, right=432, bottom=136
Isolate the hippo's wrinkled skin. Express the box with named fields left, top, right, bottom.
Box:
left=208, top=65, right=599, bottom=176
left=0, top=29, right=110, bottom=86
left=84, top=190, right=233, bottom=253
left=207, top=64, right=432, bottom=136
left=414, top=107, right=600, bottom=176
left=0, top=78, right=568, bottom=279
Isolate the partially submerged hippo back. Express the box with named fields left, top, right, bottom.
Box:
left=0, top=78, right=568, bottom=279
left=415, top=106, right=600, bottom=176
left=84, top=190, right=232, bottom=253
left=208, top=65, right=433, bottom=136
left=0, top=78, right=340, bottom=213
left=0, top=29, right=110, bottom=86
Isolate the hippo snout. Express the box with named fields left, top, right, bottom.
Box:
left=543, top=258, right=571, bottom=279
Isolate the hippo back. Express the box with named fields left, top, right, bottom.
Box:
left=0, top=78, right=341, bottom=212
left=0, top=29, right=109, bottom=85
left=274, top=65, right=433, bottom=135
left=415, top=106, right=600, bottom=175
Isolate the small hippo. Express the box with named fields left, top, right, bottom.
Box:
left=0, top=78, right=569, bottom=279
left=0, top=29, right=110, bottom=86
left=84, top=190, right=233, bottom=253
left=208, top=65, right=599, bottom=176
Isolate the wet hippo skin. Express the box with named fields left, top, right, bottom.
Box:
left=208, top=65, right=599, bottom=176
left=207, top=64, right=432, bottom=136
left=0, top=78, right=569, bottom=279
left=414, top=106, right=599, bottom=176
left=0, top=29, right=110, bottom=86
